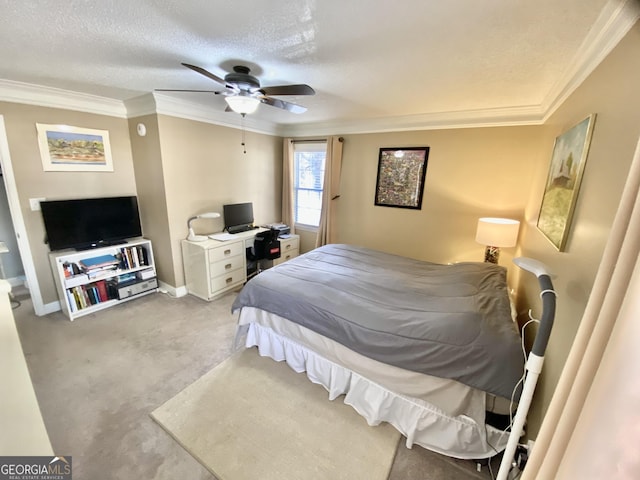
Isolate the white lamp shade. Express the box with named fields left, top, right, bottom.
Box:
left=187, top=212, right=221, bottom=241
left=225, top=95, right=260, bottom=114
left=196, top=212, right=221, bottom=220
left=475, top=217, right=520, bottom=247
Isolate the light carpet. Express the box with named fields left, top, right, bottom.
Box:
left=151, top=347, right=400, bottom=480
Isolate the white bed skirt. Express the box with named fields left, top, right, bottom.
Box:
left=242, top=321, right=510, bottom=459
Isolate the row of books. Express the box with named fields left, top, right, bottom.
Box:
left=119, top=245, right=149, bottom=270
left=66, top=268, right=156, bottom=311
left=62, top=246, right=151, bottom=285
left=66, top=279, right=117, bottom=312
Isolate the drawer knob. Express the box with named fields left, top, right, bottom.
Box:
left=225, top=277, right=233, bottom=284
left=285, top=244, right=291, bottom=249
left=225, top=263, right=232, bottom=270
left=224, top=249, right=231, bottom=255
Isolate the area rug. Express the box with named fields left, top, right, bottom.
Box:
left=151, top=347, right=400, bottom=480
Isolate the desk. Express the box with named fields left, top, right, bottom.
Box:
left=181, top=230, right=299, bottom=301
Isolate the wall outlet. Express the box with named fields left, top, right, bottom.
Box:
left=29, top=197, right=46, bottom=211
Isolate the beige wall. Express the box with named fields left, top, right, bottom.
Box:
left=334, top=127, right=546, bottom=280
left=128, top=115, right=173, bottom=283
left=0, top=102, right=137, bottom=304
left=155, top=115, right=282, bottom=287
left=516, top=21, right=640, bottom=440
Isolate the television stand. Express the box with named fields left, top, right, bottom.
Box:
left=49, top=238, right=158, bottom=320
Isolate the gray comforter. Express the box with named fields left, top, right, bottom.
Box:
left=232, top=244, right=524, bottom=400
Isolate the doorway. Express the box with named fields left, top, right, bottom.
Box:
left=0, top=168, right=27, bottom=305
left=0, top=115, right=46, bottom=315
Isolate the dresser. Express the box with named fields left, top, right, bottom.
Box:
left=181, top=232, right=300, bottom=301
left=274, top=235, right=300, bottom=265
left=181, top=238, right=246, bottom=301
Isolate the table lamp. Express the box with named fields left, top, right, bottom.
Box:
left=187, top=212, right=220, bottom=241
left=475, top=217, right=520, bottom=264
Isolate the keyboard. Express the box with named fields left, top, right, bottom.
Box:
left=227, top=225, right=256, bottom=234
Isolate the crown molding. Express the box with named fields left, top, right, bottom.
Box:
left=0, top=79, right=127, bottom=117
left=541, top=0, right=640, bottom=120
left=122, top=93, right=157, bottom=118
left=145, top=93, right=281, bottom=136
left=279, top=105, right=546, bottom=137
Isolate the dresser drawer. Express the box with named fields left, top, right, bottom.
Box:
left=279, top=236, right=299, bottom=253
left=210, top=255, right=244, bottom=278
left=210, top=268, right=245, bottom=293
left=208, top=241, right=244, bottom=263
left=274, top=248, right=299, bottom=265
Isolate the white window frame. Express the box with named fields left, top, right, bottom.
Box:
left=293, top=141, right=327, bottom=229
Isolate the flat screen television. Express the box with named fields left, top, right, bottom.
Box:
left=40, top=196, right=143, bottom=251
left=223, top=202, right=254, bottom=233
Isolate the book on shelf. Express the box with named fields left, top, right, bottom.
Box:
left=117, top=272, right=137, bottom=284
left=118, top=245, right=150, bottom=270
left=86, top=264, right=118, bottom=279
left=70, top=286, right=85, bottom=309
left=67, top=280, right=115, bottom=311
left=95, top=280, right=109, bottom=302
left=79, top=254, right=119, bottom=271
left=106, top=280, right=118, bottom=299
left=66, top=289, right=78, bottom=312
left=137, top=245, right=149, bottom=266
left=86, top=287, right=97, bottom=305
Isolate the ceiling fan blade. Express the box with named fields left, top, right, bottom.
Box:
left=260, top=84, right=315, bottom=96
left=155, top=89, right=222, bottom=93
left=260, top=96, right=307, bottom=114
left=181, top=63, right=228, bottom=86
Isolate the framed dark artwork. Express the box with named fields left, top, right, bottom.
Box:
left=374, top=147, right=430, bottom=209
left=537, top=114, right=596, bottom=251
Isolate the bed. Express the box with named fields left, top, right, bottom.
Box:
left=231, top=244, right=523, bottom=459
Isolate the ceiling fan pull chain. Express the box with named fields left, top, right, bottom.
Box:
left=241, top=113, right=247, bottom=154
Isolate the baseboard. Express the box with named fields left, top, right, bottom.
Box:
left=7, top=276, right=26, bottom=288
left=42, top=300, right=61, bottom=315
left=158, top=280, right=188, bottom=298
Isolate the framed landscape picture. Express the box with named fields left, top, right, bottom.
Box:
left=537, top=114, right=596, bottom=251
left=374, top=147, right=430, bottom=209
left=37, top=123, right=113, bottom=172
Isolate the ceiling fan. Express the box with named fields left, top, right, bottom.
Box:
left=156, top=63, right=315, bottom=115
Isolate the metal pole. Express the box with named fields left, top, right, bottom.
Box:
left=497, top=258, right=556, bottom=480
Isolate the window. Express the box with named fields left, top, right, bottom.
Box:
left=293, top=142, right=327, bottom=227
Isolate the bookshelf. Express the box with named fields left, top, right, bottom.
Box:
left=49, top=238, right=157, bottom=321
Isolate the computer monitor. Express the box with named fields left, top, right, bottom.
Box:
left=223, top=202, right=254, bottom=233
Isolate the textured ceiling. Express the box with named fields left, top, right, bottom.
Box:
left=0, top=0, right=632, bottom=132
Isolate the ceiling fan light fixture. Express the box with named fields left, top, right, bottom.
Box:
left=225, top=94, right=260, bottom=114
